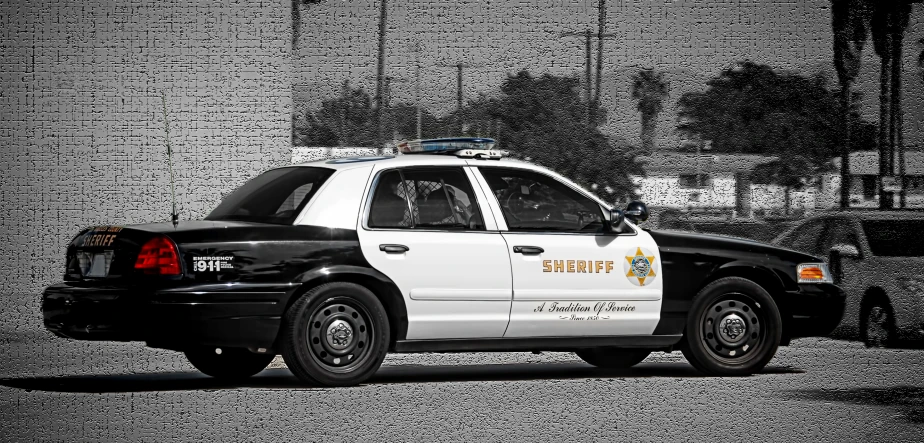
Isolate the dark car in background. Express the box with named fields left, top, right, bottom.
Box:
left=772, top=210, right=924, bottom=347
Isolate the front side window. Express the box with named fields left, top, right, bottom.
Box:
left=478, top=167, right=604, bottom=232
left=367, top=167, right=484, bottom=230
left=206, top=167, right=334, bottom=225
left=785, top=219, right=825, bottom=255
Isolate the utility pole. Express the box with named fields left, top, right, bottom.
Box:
left=374, top=0, right=388, bottom=148
left=438, top=61, right=485, bottom=135
left=413, top=41, right=422, bottom=139
left=594, top=0, right=607, bottom=107
left=560, top=28, right=618, bottom=125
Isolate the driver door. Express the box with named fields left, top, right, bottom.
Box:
left=473, top=166, right=663, bottom=338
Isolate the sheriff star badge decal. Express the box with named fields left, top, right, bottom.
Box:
left=625, top=247, right=657, bottom=286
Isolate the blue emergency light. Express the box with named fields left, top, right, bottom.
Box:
left=398, top=137, right=497, bottom=154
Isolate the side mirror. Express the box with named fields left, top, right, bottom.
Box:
left=830, top=243, right=860, bottom=259
left=624, top=201, right=649, bottom=223
left=608, top=208, right=625, bottom=232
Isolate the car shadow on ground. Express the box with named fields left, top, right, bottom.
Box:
left=0, top=362, right=803, bottom=393
left=784, top=386, right=924, bottom=424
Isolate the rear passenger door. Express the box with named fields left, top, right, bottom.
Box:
left=356, top=166, right=513, bottom=340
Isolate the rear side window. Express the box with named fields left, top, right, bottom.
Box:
left=206, top=167, right=334, bottom=225
left=367, top=168, right=484, bottom=230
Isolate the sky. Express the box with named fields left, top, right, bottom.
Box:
left=296, top=0, right=924, bottom=150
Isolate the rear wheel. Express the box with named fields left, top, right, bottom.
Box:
left=860, top=296, right=895, bottom=348
left=680, top=277, right=782, bottom=376
left=575, top=348, right=651, bottom=368
left=185, top=347, right=275, bottom=380
left=281, top=282, right=390, bottom=387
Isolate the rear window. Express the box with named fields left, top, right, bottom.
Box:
left=206, top=167, right=334, bottom=225
left=861, top=220, right=924, bottom=257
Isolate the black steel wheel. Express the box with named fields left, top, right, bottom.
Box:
left=680, top=277, right=782, bottom=376
left=184, top=347, right=275, bottom=380
left=281, top=282, right=389, bottom=387
left=575, top=348, right=651, bottom=369
left=860, top=296, right=895, bottom=348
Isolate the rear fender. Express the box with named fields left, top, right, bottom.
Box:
left=279, top=265, right=409, bottom=348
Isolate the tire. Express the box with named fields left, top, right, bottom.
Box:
left=680, top=277, right=782, bottom=376
left=281, top=282, right=390, bottom=387
left=185, top=347, right=275, bottom=380
left=575, top=348, right=651, bottom=369
left=860, top=296, right=895, bottom=348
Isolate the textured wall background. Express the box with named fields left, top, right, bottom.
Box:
left=0, top=0, right=292, bottom=341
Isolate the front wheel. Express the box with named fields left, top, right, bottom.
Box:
left=680, top=277, right=782, bottom=376
left=575, top=348, right=651, bottom=368
left=185, top=347, right=275, bottom=380
left=281, top=282, right=390, bottom=387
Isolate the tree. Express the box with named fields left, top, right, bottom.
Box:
left=677, top=61, right=874, bottom=212
left=631, top=69, right=669, bottom=155
left=293, top=82, right=376, bottom=147
left=294, top=82, right=443, bottom=146
left=831, top=0, right=871, bottom=208
left=486, top=71, right=638, bottom=202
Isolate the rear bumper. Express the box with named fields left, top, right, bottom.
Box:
left=42, top=282, right=289, bottom=351
left=781, top=283, right=846, bottom=340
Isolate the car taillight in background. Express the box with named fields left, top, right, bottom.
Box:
left=134, top=236, right=181, bottom=275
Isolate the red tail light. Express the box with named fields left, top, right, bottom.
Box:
left=134, top=236, right=181, bottom=275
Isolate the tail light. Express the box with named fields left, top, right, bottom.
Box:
left=134, top=236, right=181, bottom=275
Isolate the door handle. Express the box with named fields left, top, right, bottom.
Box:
left=379, top=244, right=409, bottom=254
left=513, top=246, right=544, bottom=255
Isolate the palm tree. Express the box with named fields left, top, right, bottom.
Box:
left=869, top=1, right=914, bottom=209
left=631, top=69, right=669, bottom=154
left=830, top=0, right=870, bottom=208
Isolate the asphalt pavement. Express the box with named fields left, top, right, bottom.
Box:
left=1, top=328, right=922, bottom=442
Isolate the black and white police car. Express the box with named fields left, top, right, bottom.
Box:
left=43, top=138, right=845, bottom=386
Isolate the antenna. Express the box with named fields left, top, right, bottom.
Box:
left=161, top=92, right=179, bottom=228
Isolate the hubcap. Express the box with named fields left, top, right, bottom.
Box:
left=307, top=301, right=372, bottom=372
left=701, top=295, right=763, bottom=360
left=326, top=319, right=354, bottom=350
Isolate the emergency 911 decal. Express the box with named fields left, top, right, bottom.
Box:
left=624, top=247, right=658, bottom=286
left=192, top=256, right=233, bottom=272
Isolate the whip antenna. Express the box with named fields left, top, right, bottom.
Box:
left=161, top=92, right=179, bottom=228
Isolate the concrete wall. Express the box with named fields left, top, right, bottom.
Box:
left=1, top=0, right=291, bottom=335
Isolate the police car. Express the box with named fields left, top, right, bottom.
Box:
left=42, top=138, right=845, bottom=386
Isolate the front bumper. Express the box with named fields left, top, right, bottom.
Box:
left=779, top=283, right=846, bottom=340
left=42, top=282, right=290, bottom=351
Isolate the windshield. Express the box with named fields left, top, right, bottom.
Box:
left=861, top=220, right=924, bottom=257
left=206, top=167, right=334, bottom=225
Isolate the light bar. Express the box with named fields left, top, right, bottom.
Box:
left=397, top=137, right=496, bottom=154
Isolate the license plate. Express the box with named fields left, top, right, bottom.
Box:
left=78, top=251, right=114, bottom=277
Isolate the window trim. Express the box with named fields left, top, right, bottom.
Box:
left=474, top=165, right=636, bottom=236
left=361, top=166, right=493, bottom=233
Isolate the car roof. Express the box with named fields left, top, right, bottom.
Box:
left=290, top=154, right=537, bottom=171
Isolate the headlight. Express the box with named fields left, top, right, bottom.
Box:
left=797, top=263, right=832, bottom=284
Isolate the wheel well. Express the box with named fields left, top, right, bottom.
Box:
left=861, top=287, right=888, bottom=308
left=698, top=265, right=790, bottom=342
left=283, top=273, right=409, bottom=348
